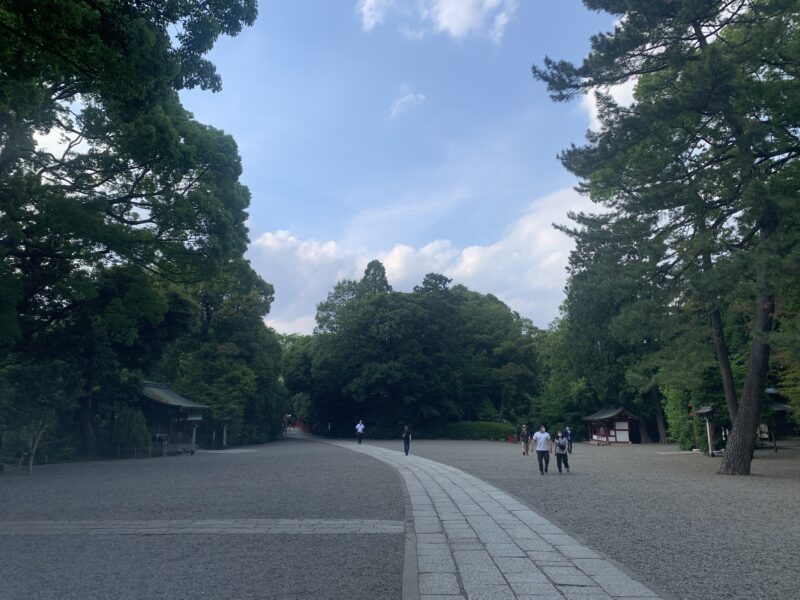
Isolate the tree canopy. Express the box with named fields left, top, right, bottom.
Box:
left=533, top=0, right=800, bottom=474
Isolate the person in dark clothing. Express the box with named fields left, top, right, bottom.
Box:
left=564, top=426, right=573, bottom=453
left=520, top=424, right=531, bottom=456
left=401, top=425, right=411, bottom=455
left=554, top=430, right=570, bottom=473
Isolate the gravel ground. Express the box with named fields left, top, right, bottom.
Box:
left=0, top=533, right=401, bottom=600
left=369, top=437, right=800, bottom=600
left=0, top=438, right=404, bottom=599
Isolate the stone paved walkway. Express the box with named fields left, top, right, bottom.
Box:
left=330, top=441, right=663, bottom=600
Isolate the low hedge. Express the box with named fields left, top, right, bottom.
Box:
left=423, top=421, right=516, bottom=440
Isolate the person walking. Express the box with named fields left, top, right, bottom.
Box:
left=532, top=425, right=552, bottom=475
left=401, top=425, right=411, bottom=456
left=554, top=430, right=570, bottom=474
left=565, top=426, right=573, bottom=454
left=519, top=424, right=531, bottom=456
left=355, top=420, right=365, bottom=444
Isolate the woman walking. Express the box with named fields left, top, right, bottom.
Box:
left=554, top=430, right=570, bottom=474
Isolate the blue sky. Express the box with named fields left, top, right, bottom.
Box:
left=180, top=1, right=620, bottom=334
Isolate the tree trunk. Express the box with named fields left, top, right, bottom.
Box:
left=81, top=378, right=98, bottom=457
left=719, top=273, right=773, bottom=475
left=709, top=307, right=739, bottom=422
left=26, top=425, right=45, bottom=476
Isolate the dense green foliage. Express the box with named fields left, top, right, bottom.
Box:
left=284, top=265, right=540, bottom=437
left=423, top=421, right=517, bottom=441
left=0, top=1, right=286, bottom=468
left=533, top=0, right=800, bottom=473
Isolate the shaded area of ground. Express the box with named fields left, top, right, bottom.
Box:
left=0, top=438, right=403, bottom=600
left=369, top=437, right=800, bottom=600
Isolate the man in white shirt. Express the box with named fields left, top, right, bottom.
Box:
left=355, top=420, right=365, bottom=444
left=532, top=425, right=552, bottom=475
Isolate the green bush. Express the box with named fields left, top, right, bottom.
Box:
left=661, top=387, right=695, bottom=450
left=113, top=406, right=151, bottom=449
left=423, top=421, right=516, bottom=440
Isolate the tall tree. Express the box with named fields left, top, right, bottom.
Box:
left=1, top=1, right=258, bottom=452
left=534, top=0, right=800, bottom=474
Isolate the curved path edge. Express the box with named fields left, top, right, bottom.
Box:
left=322, top=438, right=671, bottom=600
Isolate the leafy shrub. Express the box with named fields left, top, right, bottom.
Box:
left=661, top=387, right=695, bottom=450
left=113, top=406, right=151, bottom=449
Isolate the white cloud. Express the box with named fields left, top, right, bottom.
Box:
left=357, top=0, right=517, bottom=42
left=247, top=187, right=595, bottom=335
left=356, top=0, right=396, bottom=31
left=390, top=91, right=426, bottom=118
left=579, top=78, right=637, bottom=131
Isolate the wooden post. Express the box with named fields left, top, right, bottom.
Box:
left=706, top=419, right=714, bottom=457
left=222, top=423, right=227, bottom=448
left=191, top=425, right=197, bottom=454
left=211, top=429, right=216, bottom=450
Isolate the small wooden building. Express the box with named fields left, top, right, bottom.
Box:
left=582, top=407, right=641, bottom=444
left=140, top=381, right=209, bottom=453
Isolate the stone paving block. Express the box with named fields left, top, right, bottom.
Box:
left=461, top=583, right=516, bottom=600
left=517, top=537, right=554, bottom=552
left=418, top=553, right=457, bottom=573
left=439, top=512, right=466, bottom=521
left=452, top=550, right=495, bottom=566
left=419, top=573, right=461, bottom=595
left=493, top=557, right=543, bottom=575
left=418, top=533, right=448, bottom=544
left=557, top=545, right=600, bottom=559
left=541, top=566, right=596, bottom=587
left=459, top=567, right=506, bottom=587
left=515, top=594, right=566, bottom=600
left=571, top=559, right=625, bottom=578
left=459, top=506, right=488, bottom=516
left=540, top=533, right=578, bottom=546
left=465, top=515, right=498, bottom=529
left=512, top=510, right=552, bottom=525
left=504, top=571, right=550, bottom=584
left=508, top=580, right=561, bottom=596
left=506, top=526, right=539, bottom=539
left=475, top=532, right=514, bottom=546
left=420, top=595, right=466, bottom=600
left=557, top=585, right=613, bottom=599
left=446, top=529, right=479, bottom=540
left=591, top=576, right=658, bottom=598
left=485, top=543, right=527, bottom=558
left=449, top=541, right=485, bottom=551
left=416, top=520, right=443, bottom=534
left=419, top=543, right=453, bottom=555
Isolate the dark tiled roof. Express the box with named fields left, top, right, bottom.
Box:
left=582, top=406, right=640, bottom=421
left=141, top=381, right=209, bottom=410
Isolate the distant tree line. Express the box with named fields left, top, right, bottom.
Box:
left=283, top=261, right=541, bottom=438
